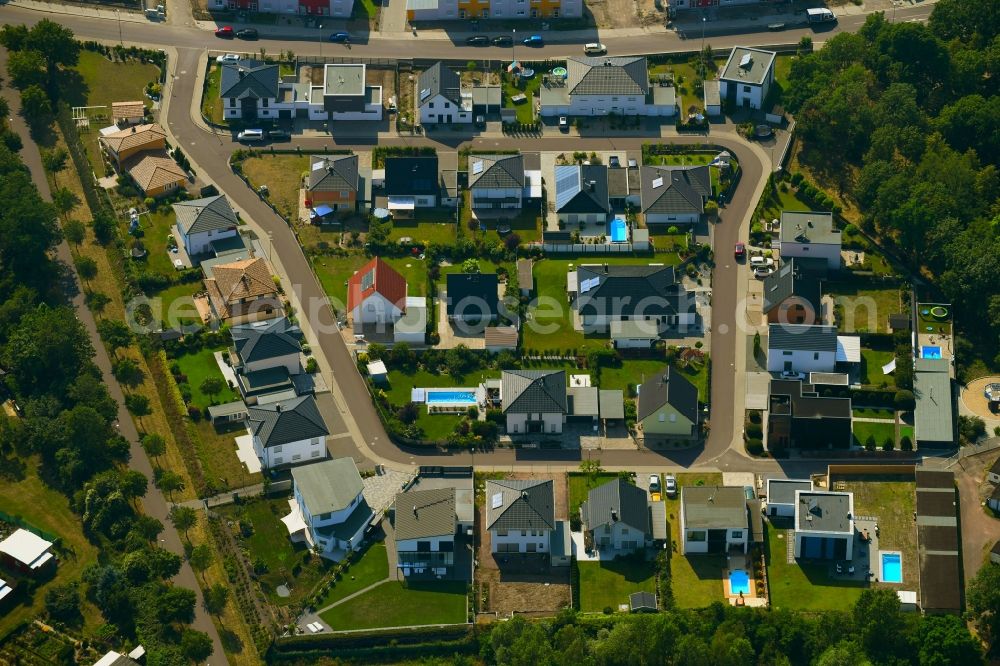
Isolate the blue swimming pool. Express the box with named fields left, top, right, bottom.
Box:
left=426, top=390, right=477, bottom=405
left=921, top=346, right=942, bottom=359
left=729, top=569, right=750, bottom=595
left=610, top=218, right=627, bottom=243
left=881, top=551, right=902, bottom=583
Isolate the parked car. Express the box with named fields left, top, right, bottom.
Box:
left=466, top=36, right=489, bottom=46
left=767, top=22, right=786, bottom=31
left=664, top=474, right=677, bottom=498
left=236, top=28, right=259, bottom=39
left=608, top=155, right=620, bottom=168
left=749, top=255, right=774, bottom=267
left=329, top=32, right=350, bottom=43
left=237, top=129, right=265, bottom=142
left=753, top=266, right=775, bottom=278
left=523, top=35, right=544, bottom=47
left=648, top=474, right=661, bottom=494
left=734, top=242, right=745, bottom=259
left=267, top=129, right=291, bottom=141
left=492, top=35, right=513, bottom=47
left=559, top=116, right=568, bottom=131
left=584, top=42, right=607, bottom=55
left=214, top=26, right=234, bottom=38
left=216, top=53, right=240, bottom=64
left=780, top=370, right=806, bottom=380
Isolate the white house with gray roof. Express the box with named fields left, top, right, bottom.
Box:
left=572, top=264, right=696, bottom=334
left=765, top=478, right=812, bottom=518
left=501, top=369, right=567, bottom=435
left=640, top=165, right=712, bottom=225
left=718, top=47, right=776, bottom=111
left=469, top=154, right=525, bottom=210
left=680, top=486, right=750, bottom=554
left=485, top=479, right=555, bottom=554
left=392, top=487, right=458, bottom=577
left=248, top=395, right=329, bottom=469
left=581, top=478, right=652, bottom=552
left=793, top=490, right=854, bottom=560
left=220, top=61, right=280, bottom=121
left=231, top=317, right=302, bottom=376
left=554, top=164, right=610, bottom=225
left=777, top=211, right=842, bottom=270
left=284, top=457, right=373, bottom=559
left=767, top=323, right=838, bottom=374
left=417, top=62, right=472, bottom=125
left=540, top=56, right=676, bottom=118
left=173, top=195, right=239, bottom=257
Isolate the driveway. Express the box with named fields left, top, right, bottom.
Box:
left=954, top=451, right=1000, bottom=583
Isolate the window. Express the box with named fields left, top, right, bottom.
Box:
left=417, top=541, right=431, bottom=552
left=497, top=529, right=508, bottom=537
left=687, top=530, right=706, bottom=542
left=229, top=98, right=236, bottom=108
left=622, top=527, right=629, bottom=535
left=429, top=102, right=434, bottom=109
left=526, top=542, right=537, bottom=552
left=339, top=190, right=348, bottom=198
left=262, top=98, right=269, bottom=107
left=310, top=450, right=321, bottom=458
left=783, top=350, right=792, bottom=356
left=274, top=457, right=283, bottom=464
left=311, top=438, right=320, bottom=446
left=274, top=445, right=283, bottom=453
left=731, top=530, right=742, bottom=539
left=743, top=85, right=751, bottom=93
left=612, top=97, right=618, bottom=102
left=813, top=352, right=820, bottom=360
left=292, top=454, right=301, bottom=461
left=444, top=102, right=450, bottom=109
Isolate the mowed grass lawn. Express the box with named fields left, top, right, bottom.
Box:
left=313, top=542, right=389, bottom=609
left=765, top=522, right=865, bottom=611
left=171, top=346, right=238, bottom=409
left=567, top=472, right=620, bottom=517
left=202, top=64, right=224, bottom=125
left=579, top=558, right=657, bottom=612
left=503, top=75, right=541, bottom=124
left=853, top=421, right=896, bottom=447
left=241, top=154, right=311, bottom=223
left=319, top=580, right=466, bottom=630
left=383, top=368, right=501, bottom=441
left=313, top=255, right=429, bottom=314
left=664, top=472, right=725, bottom=608
left=138, top=208, right=180, bottom=278
left=860, top=349, right=896, bottom=388
left=841, top=477, right=918, bottom=586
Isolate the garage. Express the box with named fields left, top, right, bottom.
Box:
left=799, top=535, right=848, bottom=560
left=279, top=109, right=292, bottom=119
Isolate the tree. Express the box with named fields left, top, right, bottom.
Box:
left=853, top=589, right=905, bottom=663
left=189, top=543, right=212, bottom=582
left=91, top=212, right=116, bottom=245
left=199, top=376, right=225, bottom=403
left=142, top=433, right=166, bottom=462
left=967, top=561, right=1000, bottom=645
left=814, top=640, right=871, bottom=666
left=917, top=614, right=982, bottom=666
left=24, top=20, right=80, bottom=81
left=97, top=319, right=132, bottom=357
left=45, top=582, right=81, bottom=624
left=504, top=233, right=521, bottom=252
left=7, top=49, right=46, bottom=89
left=462, top=258, right=480, bottom=273
left=203, top=583, right=229, bottom=617
left=179, top=628, right=213, bottom=663
left=579, top=458, right=603, bottom=477
left=4, top=304, right=94, bottom=396
left=125, top=393, right=151, bottom=421
left=51, top=188, right=78, bottom=216
left=85, top=291, right=111, bottom=314
left=63, top=219, right=85, bottom=246
left=76, top=256, right=97, bottom=284
left=20, top=85, right=52, bottom=126
left=894, top=389, right=915, bottom=411
left=40, top=148, right=68, bottom=174
left=113, top=357, right=144, bottom=390
left=169, top=505, right=197, bottom=541
left=155, top=470, right=185, bottom=498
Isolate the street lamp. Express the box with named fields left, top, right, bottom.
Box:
left=511, top=28, right=516, bottom=66
left=701, top=16, right=706, bottom=53
left=318, top=23, right=323, bottom=61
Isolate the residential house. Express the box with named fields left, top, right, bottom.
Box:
left=446, top=272, right=499, bottom=323
left=111, top=100, right=146, bottom=125
left=766, top=323, right=838, bottom=374
left=124, top=154, right=188, bottom=198
left=384, top=156, right=440, bottom=211
left=220, top=60, right=279, bottom=121
left=469, top=153, right=527, bottom=211
left=306, top=154, right=359, bottom=212
left=763, top=259, right=822, bottom=325
left=608, top=156, right=642, bottom=208
left=284, top=458, right=373, bottom=559
left=501, top=369, right=567, bottom=435
left=394, top=296, right=428, bottom=344
left=636, top=366, right=699, bottom=438
left=406, top=0, right=581, bottom=21
left=210, top=0, right=355, bottom=18
left=204, top=256, right=282, bottom=325
left=767, top=379, right=852, bottom=450
left=703, top=79, right=721, bottom=116
left=0, top=529, right=55, bottom=575
left=718, top=47, right=776, bottom=111
left=393, top=487, right=458, bottom=577
left=229, top=317, right=303, bottom=402
left=765, top=478, right=812, bottom=518
left=172, top=195, right=240, bottom=257
left=540, top=56, right=676, bottom=118
left=94, top=646, right=146, bottom=666
left=99, top=123, right=166, bottom=167
left=793, top=490, right=854, bottom=560
left=680, top=486, right=750, bottom=554
left=485, top=479, right=555, bottom=554
left=313, top=64, right=383, bottom=122
left=640, top=165, right=712, bottom=225
left=988, top=457, right=1000, bottom=485
left=248, top=394, right=329, bottom=469
left=417, top=62, right=472, bottom=125
left=554, top=164, right=610, bottom=225
left=580, top=478, right=652, bottom=552
left=573, top=263, right=696, bottom=334
left=347, top=257, right=407, bottom=326
left=778, top=211, right=842, bottom=270
left=484, top=326, right=518, bottom=352
left=914, top=358, right=955, bottom=448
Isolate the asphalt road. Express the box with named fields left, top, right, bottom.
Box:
left=0, top=46, right=230, bottom=666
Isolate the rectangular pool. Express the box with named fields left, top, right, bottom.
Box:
left=610, top=218, right=628, bottom=243
left=728, top=569, right=750, bottom=595
left=881, top=551, right=902, bottom=583
left=921, top=346, right=942, bottom=359
left=426, top=390, right=477, bottom=405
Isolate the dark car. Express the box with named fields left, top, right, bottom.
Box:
left=523, top=35, right=543, bottom=47
left=236, top=28, right=259, bottom=39
left=214, top=26, right=234, bottom=38
left=267, top=129, right=291, bottom=141
left=767, top=22, right=785, bottom=31
left=329, top=32, right=350, bottom=43
left=491, top=35, right=513, bottom=47
left=466, top=36, right=489, bottom=46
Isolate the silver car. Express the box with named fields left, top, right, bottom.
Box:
left=664, top=474, right=677, bottom=498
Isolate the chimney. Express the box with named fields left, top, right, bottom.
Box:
left=521, top=490, right=529, bottom=500
left=588, top=180, right=595, bottom=192
left=603, top=263, right=609, bottom=274
left=275, top=403, right=283, bottom=412
left=611, top=509, right=618, bottom=522
left=413, top=505, right=418, bottom=517
left=131, top=126, right=136, bottom=134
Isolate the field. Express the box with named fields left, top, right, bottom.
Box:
left=240, top=154, right=311, bottom=223
left=578, top=558, right=657, bottom=613
left=663, top=472, right=725, bottom=608
left=313, top=542, right=389, bottom=609
left=318, top=580, right=467, bottom=630
left=171, top=346, right=239, bottom=409
left=765, top=522, right=866, bottom=611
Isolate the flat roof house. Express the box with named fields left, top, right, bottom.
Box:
left=637, top=367, right=699, bottom=438
left=680, top=486, right=750, bottom=554
left=248, top=394, right=329, bottom=469
left=718, top=47, right=776, bottom=111
left=417, top=62, right=472, bottom=125
left=540, top=56, right=676, bottom=118
left=393, top=487, right=458, bottom=578
left=767, top=323, right=838, bottom=374
left=554, top=163, right=610, bottom=225
left=778, top=211, right=841, bottom=270
left=914, top=358, right=955, bottom=447
left=284, top=457, right=373, bottom=559
left=173, top=195, right=240, bottom=258
left=765, top=478, right=813, bottom=518
left=485, top=479, right=555, bottom=555
left=574, top=263, right=697, bottom=335
left=640, top=165, right=712, bottom=225
left=763, top=259, right=822, bottom=326
left=793, top=490, right=854, bottom=560
left=220, top=60, right=279, bottom=121
left=768, top=378, right=852, bottom=450
left=469, top=154, right=526, bottom=211
left=581, top=478, right=652, bottom=553
left=0, top=529, right=55, bottom=575
left=446, top=272, right=499, bottom=323
left=384, top=156, right=440, bottom=211
left=347, top=256, right=407, bottom=326
left=307, top=154, right=360, bottom=212
left=501, top=369, right=567, bottom=435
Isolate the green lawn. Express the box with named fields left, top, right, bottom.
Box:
left=313, top=255, right=429, bottom=314
left=138, top=208, right=179, bottom=278
left=852, top=407, right=894, bottom=420
left=319, top=580, right=466, bottom=630
left=828, top=281, right=900, bottom=333
left=664, top=473, right=726, bottom=608
left=917, top=305, right=952, bottom=336
left=241, top=154, right=310, bottom=223
left=383, top=368, right=501, bottom=441
left=646, top=153, right=715, bottom=167
left=648, top=58, right=718, bottom=114
left=389, top=218, right=458, bottom=246
left=313, top=542, right=389, bottom=609
left=503, top=74, right=541, bottom=124
left=765, top=522, right=866, bottom=611
left=860, top=349, right=896, bottom=388
left=152, top=281, right=202, bottom=329
left=853, top=421, right=896, bottom=447
left=64, top=50, right=160, bottom=111
left=202, top=64, right=225, bottom=125
left=568, top=472, right=620, bottom=517
left=460, top=196, right=543, bottom=244
left=900, top=426, right=914, bottom=442
left=192, top=419, right=262, bottom=492
left=578, top=558, right=657, bottom=613
left=172, top=346, right=239, bottom=409
left=600, top=360, right=666, bottom=398
left=840, top=478, right=918, bottom=586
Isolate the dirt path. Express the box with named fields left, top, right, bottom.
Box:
left=955, top=455, right=1000, bottom=584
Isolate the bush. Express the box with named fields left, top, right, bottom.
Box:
left=894, top=389, right=915, bottom=411
left=305, top=357, right=318, bottom=374
left=900, top=435, right=913, bottom=451
left=745, top=422, right=763, bottom=439
left=864, top=434, right=876, bottom=451
left=882, top=437, right=895, bottom=451
left=746, top=438, right=764, bottom=456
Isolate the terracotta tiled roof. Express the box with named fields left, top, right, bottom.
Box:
left=100, top=123, right=165, bottom=155
left=205, top=257, right=278, bottom=319
left=124, top=152, right=187, bottom=194
left=111, top=101, right=146, bottom=120
left=347, top=257, right=407, bottom=313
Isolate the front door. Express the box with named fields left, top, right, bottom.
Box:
left=783, top=361, right=792, bottom=372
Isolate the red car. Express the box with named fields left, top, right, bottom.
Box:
left=734, top=242, right=745, bottom=259
left=215, top=26, right=234, bottom=38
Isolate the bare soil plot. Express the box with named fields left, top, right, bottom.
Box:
left=585, top=0, right=640, bottom=29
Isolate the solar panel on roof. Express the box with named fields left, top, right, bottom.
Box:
left=360, top=269, right=375, bottom=291
left=419, top=88, right=431, bottom=101
left=556, top=169, right=579, bottom=193
left=652, top=177, right=664, bottom=188
left=580, top=277, right=600, bottom=293
left=491, top=493, right=503, bottom=509
left=472, top=160, right=484, bottom=175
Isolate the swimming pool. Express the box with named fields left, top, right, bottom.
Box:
left=610, top=218, right=628, bottom=243
left=881, top=551, right=902, bottom=583
left=921, top=346, right=942, bottom=359
left=426, top=390, right=477, bottom=405
left=728, top=569, right=750, bottom=595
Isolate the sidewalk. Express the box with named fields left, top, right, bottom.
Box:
left=10, top=0, right=151, bottom=22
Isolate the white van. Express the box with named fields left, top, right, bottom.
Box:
left=749, top=255, right=767, bottom=267
left=237, top=129, right=264, bottom=143
left=806, top=7, right=836, bottom=23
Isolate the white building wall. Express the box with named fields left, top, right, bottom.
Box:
left=558, top=212, right=607, bottom=225
left=777, top=241, right=842, bottom=270
left=254, top=434, right=328, bottom=469
left=180, top=227, right=239, bottom=256
left=244, top=353, right=300, bottom=376
left=540, top=95, right=674, bottom=118
left=719, top=75, right=771, bottom=111
left=471, top=187, right=522, bottom=208
left=490, top=528, right=551, bottom=553
left=352, top=292, right=403, bottom=325
left=419, top=94, right=471, bottom=125
left=592, top=522, right=647, bottom=550
left=645, top=211, right=699, bottom=225
left=505, top=412, right=564, bottom=434
left=766, top=348, right=837, bottom=374
left=582, top=313, right=695, bottom=333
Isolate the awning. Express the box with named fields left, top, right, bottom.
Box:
left=388, top=196, right=416, bottom=211
left=882, top=358, right=897, bottom=375
left=281, top=501, right=308, bottom=536
left=311, top=204, right=334, bottom=218
left=836, top=335, right=861, bottom=363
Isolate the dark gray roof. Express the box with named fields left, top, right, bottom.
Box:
left=308, top=154, right=358, bottom=193
left=766, top=479, right=812, bottom=506
left=567, top=56, right=649, bottom=96
left=640, top=165, right=711, bottom=215
left=795, top=491, right=852, bottom=534
left=769, top=379, right=851, bottom=420
left=248, top=395, right=328, bottom=448
left=469, top=154, right=524, bottom=189
left=682, top=486, right=748, bottom=530
left=763, top=259, right=822, bottom=314
left=291, top=457, right=364, bottom=515
left=502, top=370, right=567, bottom=415
left=582, top=478, right=650, bottom=534
left=173, top=195, right=239, bottom=235
left=419, top=62, right=462, bottom=107
left=385, top=156, right=439, bottom=196
left=393, top=487, right=456, bottom=541
left=314, top=497, right=375, bottom=543
left=446, top=272, right=499, bottom=318
left=485, top=479, right=554, bottom=531
left=599, top=390, right=625, bottom=419
left=636, top=366, right=699, bottom=423
left=576, top=263, right=692, bottom=319
left=231, top=317, right=302, bottom=364
left=220, top=60, right=279, bottom=100
left=554, top=164, right=610, bottom=214
left=767, top=324, right=838, bottom=352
